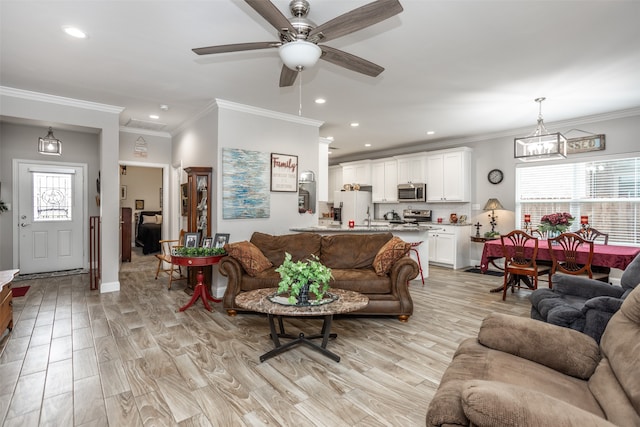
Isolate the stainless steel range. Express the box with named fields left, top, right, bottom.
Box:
left=402, top=209, right=432, bottom=224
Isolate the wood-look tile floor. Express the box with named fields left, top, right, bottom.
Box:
left=0, top=249, right=532, bottom=426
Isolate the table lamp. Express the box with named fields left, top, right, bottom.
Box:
left=581, top=215, right=589, bottom=229
left=483, top=198, right=504, bottom=234
left=524, top=214, right=531, bottom=232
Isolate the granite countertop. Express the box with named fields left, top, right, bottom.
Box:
left=290, top=225, right=435, bottom=233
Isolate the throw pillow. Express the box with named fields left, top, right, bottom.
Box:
left=224, top=241, right=272, bottom=277
left=373, top=236, right=410, bottom=276
left=142, top=215, right=156, bottom=224
left=155, top=214, right=163, bottom=224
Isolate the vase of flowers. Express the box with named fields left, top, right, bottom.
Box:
left=275, top=253, right=333, bottom=306
left=538, top=212, right=574, bottom=240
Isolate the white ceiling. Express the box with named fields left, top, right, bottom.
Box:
left=2, top=1, right=640, bottom=161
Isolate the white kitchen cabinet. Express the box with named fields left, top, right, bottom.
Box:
left=395, top=153, right=426, bottom=184
left=426, top=147, right=472, bottom=202
left=327, top=165, right=343, bottom=203
left=371, top=159, right=398, bottom=203
left=341, top=160, right=371, bottom=186
left=428, top=225, right=471, bottom=269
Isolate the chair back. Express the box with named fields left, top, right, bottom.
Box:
left=577, top=227, right=609, bottom=245
left=501, top=230, right=538, bottom=269
left=548, top=232, right=594, bottom=277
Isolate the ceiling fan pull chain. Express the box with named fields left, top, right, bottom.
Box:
left=298, top=70, right=303, bottom=116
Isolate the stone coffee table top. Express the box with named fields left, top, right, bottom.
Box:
left=235, top=288, right=368, bottom=316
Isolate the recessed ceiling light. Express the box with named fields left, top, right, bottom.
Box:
left=315, top=98, right=326, bottom=104
left=328, top=151, right=333, bottom=155
left=350, top=122, right=359, bottom=127
left=427, top=131, right=435, bottom=135
left=326, top=136, right=334, bottom=141
left=149, top=114, right=160, bottom=120
left=364, top=143, right=371, bottom=147
left=160, top=104, right=169, bottom=111
left=62, top=26, right=87, bottom=39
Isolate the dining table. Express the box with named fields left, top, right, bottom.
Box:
left=480, top=238, right=640, bottom=292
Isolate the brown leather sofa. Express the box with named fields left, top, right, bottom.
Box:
left=219, top=232, right=419, bottom=321
left=426, top=284, right=640, bottom=426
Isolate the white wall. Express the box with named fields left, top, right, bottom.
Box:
left=172, top=99, right=323, bottom=296
left=0, top=87, right=122, bottom=292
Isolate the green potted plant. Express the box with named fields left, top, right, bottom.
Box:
left=275, top=252, right=333, bottom=305
left=172, top=246, right=226, bottom=257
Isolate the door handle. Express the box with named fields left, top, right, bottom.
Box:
left=20, top=223, right=30, bottom=227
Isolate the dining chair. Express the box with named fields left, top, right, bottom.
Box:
left=155, top=229, right=187, bottom=289
left=500, top=230, right=550, bottom=301
left=576, top=227, right=609, bottom=245
left=547, top=232, right=609, bottom=288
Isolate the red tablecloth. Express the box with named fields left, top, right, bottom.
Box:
left=480, top=239, right=640, bottom=272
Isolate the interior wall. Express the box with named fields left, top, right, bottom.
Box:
left=0, top=121, right=100, bottom=270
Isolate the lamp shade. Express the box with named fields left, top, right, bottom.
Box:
left=279, top=40, right=322, bottom=71
left=483, top=198, right=504, bottom=211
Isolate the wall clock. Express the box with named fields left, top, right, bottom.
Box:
left=488, top=169, right=504, bottom=184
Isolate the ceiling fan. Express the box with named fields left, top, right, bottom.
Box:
left=192, top=0, right=403, bottom=87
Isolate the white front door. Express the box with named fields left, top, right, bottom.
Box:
left=17, top=161, right=85, bottom=274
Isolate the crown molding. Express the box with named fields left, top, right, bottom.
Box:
left=215, top=99, right=324, bottom=128
left=0, top=86, right=124, bottom=114
left=119, top=126, right=171, bottom=138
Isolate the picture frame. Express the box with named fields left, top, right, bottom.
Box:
left=214, top=233, right=230, bottom=248
left=567, top=134, right=606, bottom=154
left=135, top=199, right=144, bottom=210
left=202, top=237, right=213, bottom=248
left=270, top=153, right=298, bottom=192
left=184, top=232, right=200, bottom=248
left=120, top=185, right=127, bottom=200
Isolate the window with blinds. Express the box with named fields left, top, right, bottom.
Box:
left=516, top=156, right=640, bottom=245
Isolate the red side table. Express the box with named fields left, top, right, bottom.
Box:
left=170, top=255, right=224, bottom=312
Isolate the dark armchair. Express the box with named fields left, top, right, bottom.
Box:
left=530, top=252, right=640, bottom=343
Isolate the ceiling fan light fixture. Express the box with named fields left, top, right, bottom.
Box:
left=279, top=40, right=321, bottom=71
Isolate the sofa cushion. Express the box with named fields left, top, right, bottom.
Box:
left=250, top=232, right=321, bottom=266
left=600, top=285, right=640, bottom=415
left=224, top=241, right=272, bottom=277
left=588, top=359, right=640, bottom=427
left=320, top=233, right=392, bottom=269
left=372, top=236, right=411, bottom=275
left=331, top=268, right=392, bottom=294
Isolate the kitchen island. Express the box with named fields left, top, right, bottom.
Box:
left=289, top=225, right=432, bottom=279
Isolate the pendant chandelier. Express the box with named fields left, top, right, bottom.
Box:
left=514, top=97, right=566, bottom=162
left=38, top=127, right=62, bottom=155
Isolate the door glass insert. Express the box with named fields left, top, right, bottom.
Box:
left=32, top=172, right=73, bottom=221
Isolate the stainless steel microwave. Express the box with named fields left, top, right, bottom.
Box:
left=397, top=183, right=426, bottom=202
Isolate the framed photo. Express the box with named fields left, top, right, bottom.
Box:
left=214, top=233, right=230, bottom=248
left=184, top=232, right=200, bottom=248
left=135, top=199, right=145, bottom=210
left=202, top=237, right=213, bottom=248
left=270, top=153, right=298, bottom=192
left=120, top=185, right=127, bottom=200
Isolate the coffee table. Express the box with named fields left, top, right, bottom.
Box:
left=235, top=288, right=368, bottom=362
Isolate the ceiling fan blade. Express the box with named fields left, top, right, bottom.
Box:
left=245, top=0, right=297, bottom=40
left=320, top=45, right=384, bottom=77
left=279, top=65, right=298, bottom=87
left=308, top=0, right=403, bottom=43
left=192, top=41, right=279, bottom=55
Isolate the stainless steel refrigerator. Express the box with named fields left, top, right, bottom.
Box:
left=334, top=191, right=372, bottom=227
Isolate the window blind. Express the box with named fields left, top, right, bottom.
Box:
left=516, top=157, right=640, bottom=245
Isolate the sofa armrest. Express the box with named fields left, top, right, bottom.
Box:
left=461, top=380, right=616, bottom=427
left=478, top=313, right=600, bottom=379
left=583, top=295, right=625, bottom=314
left=553, top=274, right=624, bottom=299
left=388, top=256, right=419, bottom=315
left=219, top=256, right=245, bottom=312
